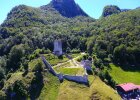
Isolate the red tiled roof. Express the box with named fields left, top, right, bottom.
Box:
left=117, top=83, right=138, bottom=92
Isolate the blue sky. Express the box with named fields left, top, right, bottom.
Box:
left=0, top=0, right=140, bottom=24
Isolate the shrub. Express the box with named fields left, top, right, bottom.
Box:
left=0, top=67, right=5, bottom=81
left=29, top=71, right=43, bottom=99
left=83, top=54, right=88, bottom=60
left=6, top=73, right=12, bottom=80
left=94, top=58, right=103, bottom=69
left=13, top=80, right=27, bottom=99
left=98, top=71, right=105, bottom=80
left=43, top=49, right=51, bottom=54
left=32, top=62, right=43, bottom=73
left=98, top=70, right=116, bottom=88
left=22, top=59, right=29, bottom=69
left=6, top=80, right=27, bottom=99
left=71, top=49, right=80, bottom=53
left=7, top=45, right=25, bottom=71
left=76, top=55, right=83, bottom=62
left=0, top=91, right=6, bottom=100
left=0, top=79, right=4, bottom=89
left=58, top=55, right=63, bottom=59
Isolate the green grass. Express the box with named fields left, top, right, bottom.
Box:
left=4, top=54, right=121, bottom=100
left=28, top=58, right=42, bottom=71
left=4, top=71, right=60, bottom=100
left=71, top=53, right=81, bottom=58
left=38, top=55, right=120, bottom=100
left=39, top=72, right=60, bottom=100
left=88, top=75, right=95, bottom=85
left=55, top=67, right=84, bottom=75
left=43, top=53, right=80, bottom=66
left=43, top=54, right=69, bottom=66
left=57, top=76, right=121, bottom=100
left=4, top=72, right=23, bottom=88
left=90, top=76, right=121, bottom=100
left=54, top=61, right=71, bottom=68
left=5, top=71, right=120, bottom=100
left=57, top=80, right=90, bottom=100
left=109, top=63, right=140, bottom=84
left=3, top=71, right=35, bottom=94
left=53, top=54, right=85, bottom=75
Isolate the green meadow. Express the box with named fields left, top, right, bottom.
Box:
left=109, top=63, right=140, bottom=84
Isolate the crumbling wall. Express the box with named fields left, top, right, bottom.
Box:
left=81, top=60, right=93, bottom=75
left=63, top=75, right=89, bottom=85
left=41, top=56, right=57, bottom=76
left=41, top=56, right=89, bottom=85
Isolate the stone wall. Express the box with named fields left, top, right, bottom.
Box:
left=41, top=56, right=57, bottom=76
left=41, top=56, right=89, bottom=85
left=63, top=75, right=89, bottom=85
left=81, top=60, right=93, bottom=74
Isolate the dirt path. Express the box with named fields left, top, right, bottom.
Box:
left=53, top=53, right=84, bottom=68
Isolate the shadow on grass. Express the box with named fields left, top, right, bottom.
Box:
left=112, top=62, right=140, bottom=72
left=29, top=72, right=44, bottom=100
left=22, top=70, right=28, bottom=77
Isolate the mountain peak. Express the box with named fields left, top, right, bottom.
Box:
left=102, top=5, right=121, bottom=17
left=52, top=0, right=74, bottom=3
left=41, top=0, right=88, bottom=18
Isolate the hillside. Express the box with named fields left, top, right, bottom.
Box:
left=0, top=0, right=140, bottom=99
left=0, top=54, right=121, bottom=100
left=88, top=8, right=140, bottom=67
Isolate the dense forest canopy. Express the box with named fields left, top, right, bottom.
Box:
left=0, top=1, right=140, bottom=72
left=0, top=2, right=140, bottom=72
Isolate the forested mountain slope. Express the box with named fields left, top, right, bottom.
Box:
left=88, top=8, right=140, bottom=67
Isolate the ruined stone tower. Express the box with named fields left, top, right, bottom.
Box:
left=53, top=39, right=63, bottom=56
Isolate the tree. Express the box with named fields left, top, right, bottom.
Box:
left=102, top=5, right=121, bottom=17
left=6, top=80, right=27, bottom=99
left=32, top=62, right=43, bottom=73
left=0, top=91, right=6, bottom=100
left=7, top=45, right=25, bottom=71
left=0, top=67, right=5, bottom=81
left=13, top=80, right=27, bottom=99
left=113, top=44, right=127, bottom=64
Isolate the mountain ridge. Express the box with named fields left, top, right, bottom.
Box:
left=101, top=5, right=140, bottom=17
left=40, top=0, right=88, bottom=18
